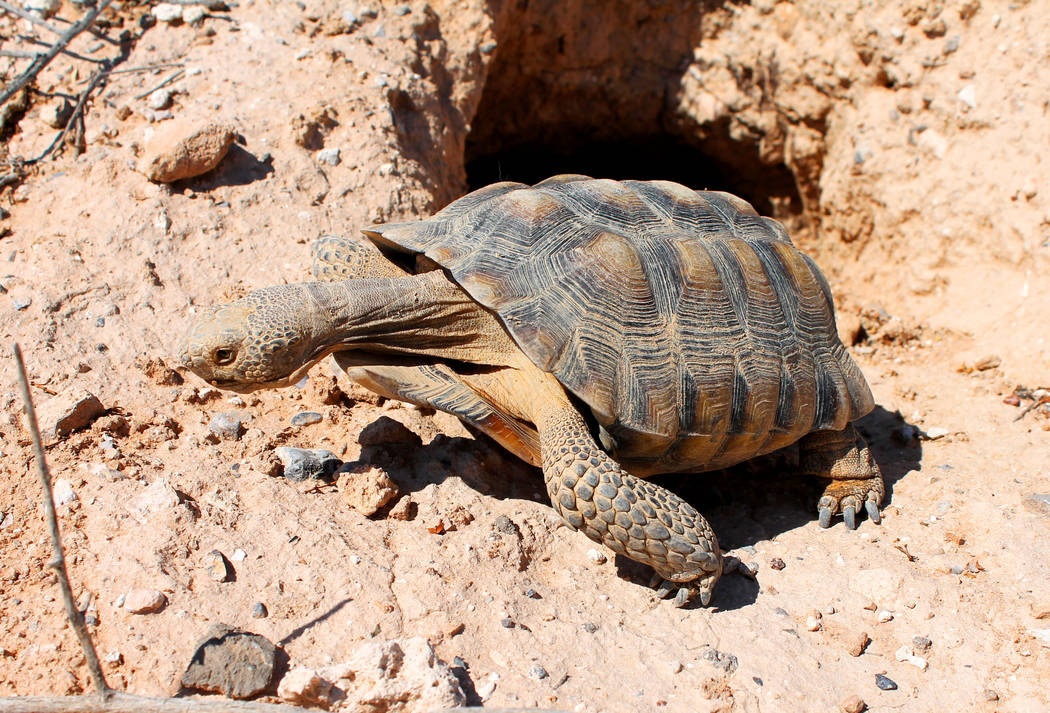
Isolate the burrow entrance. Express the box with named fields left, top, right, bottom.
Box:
left=462, top=1, right=804, bottom=223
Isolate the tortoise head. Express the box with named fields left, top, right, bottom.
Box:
left=178, top=286, right=325, bottom=392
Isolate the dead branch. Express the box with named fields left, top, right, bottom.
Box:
left=0, top=693, right=315, bottom=713
left=19, top=61, right=112, bottom=165
left=0, top=0, right=119, bottom=46
left=134, top=69, right=184, bottom=99
left=8, top=346, right=318, bottom=713
left=13, top=344, right=110, bottom=697
left=0, top=0, right=114, bottom=107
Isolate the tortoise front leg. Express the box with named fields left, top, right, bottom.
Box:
left=799, top=424, right=884, bottom=529
left=311, top=234, right=408, bottom=280
left=534, top=400, right=722, bottom=606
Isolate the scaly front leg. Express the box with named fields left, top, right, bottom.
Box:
left=535, top=400, right=722, bottom=606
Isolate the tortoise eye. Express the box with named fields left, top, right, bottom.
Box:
left=214, top=348, right=236, bottom=365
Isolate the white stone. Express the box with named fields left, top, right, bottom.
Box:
left=586, top=548, right=608, bottom=565
left=148, top=89, right=173, bottom=111
left=52, top=479, right=78, bottom=506
left=957, top=85, right=976, bottom=109
left=317, top=147, right=341, bottom=166
left=123, top=588, right=167, bottom=614
left=152, top=3, right=183, bottom=22
left=182, top=6, right=206, bottom=23
left=805, top=616, right=822, bottom=631
left=278, top=667, right=333, bottom=707
left=23, top=0, right=59, bottom=17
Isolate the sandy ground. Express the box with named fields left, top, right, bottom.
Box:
left=1, top=1, right=1049, bottom=712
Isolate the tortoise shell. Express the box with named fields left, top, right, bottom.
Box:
left=365, top=176, right=873, bottom=475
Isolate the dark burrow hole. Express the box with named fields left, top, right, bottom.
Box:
left=465, top=135, right=803, bottom=220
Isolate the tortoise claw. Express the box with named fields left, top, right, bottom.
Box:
left=672, top=586, right=691, bottom=608
left=818, top=506, right=833, bottom=529
left=654, top=579, right=676, bottom=599
left=843, top=505, right=857, bottom=530
left=865, top=499, right=881, bottom=524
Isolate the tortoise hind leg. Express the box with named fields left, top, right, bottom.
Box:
left=798, top=424, right=884, bottom=529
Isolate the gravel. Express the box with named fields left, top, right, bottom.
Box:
left=528, top=664, right=548, bottom=680
left=275, top=447, right=342, bottom=482
left=875, top=673, right=898, bottom=691
left=251, top=602, right=268, bottom=619
left=291, top=411, right=323, bottom=426
left=209, top=411, right=245, bottom=441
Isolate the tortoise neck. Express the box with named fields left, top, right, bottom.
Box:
left=301, top=271, right=514, bottom=365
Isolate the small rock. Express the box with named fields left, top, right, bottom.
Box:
left=337, top=464, right=399, bottom=516
left=957, top=85, right=976, bottom=109
left=500, top=618, right=514, bottom=629
left=137, top=119, right=237, bottom=183
left=493, top=515, right=518, bottom=535
left=875, top=673, right=897, bottom=691
left=103, top=651, right=123, bottom=666
left=912, top=635, right=932, bottom=652
left=52, top=479, right=78, bottom=506
left=124, top=589, right=167, bottom=614
left=840, top=694, right=867, bottom=713
left=805, top=616, right=822, bottom=632
left=36, top=390, right=105, bottom=442
left=528, top=664, right=548, bottom=680
left=42, top=97, right=74, bottom=129
left=181, top=624, right=278, bottom=699
left=151, top=3, right=184, bottom=22
left=1022, top=493, right=1050, bottom=516
left=586, top=548, right=608, bottom=565
left=204, top=550, right=232, bottom=582
left=182, top=5, right=206, bottom=23
left=983, top=689, right=999, bottom=701
left=701, top=647, right=738, bottom=675
left=126, top=479, right=181, bottom=524
left=23, top=0, right=59, bottom=17
left=387, top=496, right=416, bottom=521
left=944, top=35, right=960, bottom=54
left=208, top=412, right=244, bottom=441
left=524, top=588, right=541, bottom=599
left=582, top=622, right=598, bottom=634
left=877, top=610, right=894, bottom=623
left=147, top=89, right=173, bottom=111
left=922, top=426, right=950, bottom=440
left=251, top=602, right=268, bottom=619
left=290, top=411, right=322, bottom=427
left=276, top=447, right=342, bottom=482
left=316, top=148, right=341, bottom=166
left=231, top=548, right=247, bottom=562
left=769, top=557, right=786, bottom=571
left=846, top=631, right=871, bottom=657
left=278, top=667, right=333, bottom=708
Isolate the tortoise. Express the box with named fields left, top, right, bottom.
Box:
left=178, top=176, right=883, bottom=606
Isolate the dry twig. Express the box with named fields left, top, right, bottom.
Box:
left=0, top=0, right=114, bottom=106
left=6, top=345, right=316, bottom=713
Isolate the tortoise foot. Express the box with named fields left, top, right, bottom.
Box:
left=650, top=575, right=695, bottom=608
left=817, top=477, right=884, bottom=530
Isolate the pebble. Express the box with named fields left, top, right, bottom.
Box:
left=701, top=648, right=738, bottom=675
left=895, top=645, right=929, bottom=670
left=126, top=479, right=180, bottom=523
left=208, top=412, right=245, bottom=441
left=840, top=694, right=866, bottom=713
left=944, top=35, right=960, bottom=54
left=182, top=5, right=206, bottom=23
left=52, top=479, right=78, bottom=506
left=275, top=447, right=342, bottom=482
left=922, top=426, right=950, bottom=440
left=148, top=89, right=173, bottom=111
left=338, top=465, right=399, bottom=516
left=24, top=0, right=59, bottom=17
left=1022, top=493, right=1050, bottom=516
left=251, top=602, right=268, bottom=619
left=586, top=548, right=607, bottom=565
left=582, top=622, right=598, bottom=634
left=204, top=550, right=232, bottom=582
left=912, top=636, right=932, bottom=652
left=151, top=3, right=183, bottom=23
left=877, top=610, right=894, bottom=623
left=805, top=616, right=822, bottom=632
left=124, top=589, right=167, bottom=614
left=769, top=557, right=786, bottom=571
left=957, top=85, right=976, bottom=109
left=37, top=390, right=105, bottom=442
left=500, top=618, right=515, bottom=629
left=316, top=148, right=341, bottom=166
left=983, top=689, right=999, bottom=701
left=528, top=664, right=548, bottom=680
left=875, top=673, right=898, bottom=691
left=231, top=548, right=247, bottom=561
left=524, top=588, right=541, bottom=599
left=103, top=651, right=123, bottom=665
left=291, top=411, right=323, bottom=426
left=137, top=119, right=237, bottom=183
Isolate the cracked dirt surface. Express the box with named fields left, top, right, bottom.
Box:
left=1, top=1, right=1049, bottom=711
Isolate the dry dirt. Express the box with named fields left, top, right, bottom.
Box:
left=1, top=1, right=1049, bottom=712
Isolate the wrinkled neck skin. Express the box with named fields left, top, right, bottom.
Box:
left=298, top=271, right=515, bottom=371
